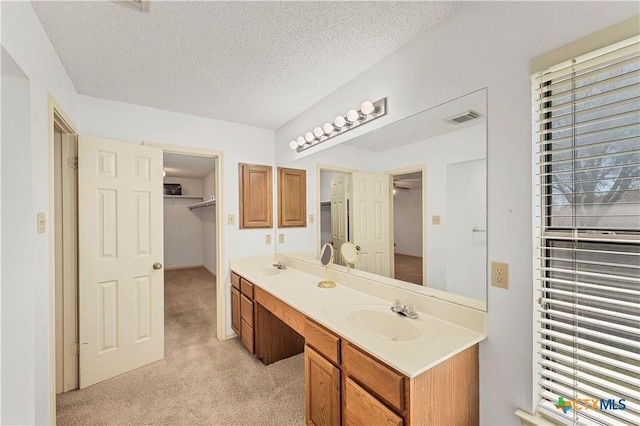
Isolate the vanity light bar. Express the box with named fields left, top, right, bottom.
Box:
left=289, top=98, right=387, bottom=153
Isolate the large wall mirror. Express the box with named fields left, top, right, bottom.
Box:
left=276, top=88, right=487, bottom=311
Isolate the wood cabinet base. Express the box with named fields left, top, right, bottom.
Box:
left=255, top=303, right=304, bottom=365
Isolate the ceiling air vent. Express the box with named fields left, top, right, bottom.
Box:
left=444, top=110, right=480, bottom=125
left=114, top=1, right=150, bottom=12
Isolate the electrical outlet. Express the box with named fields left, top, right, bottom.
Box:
left=309, top=214, right=314, bottom=224
left=37, top=212, right=46, bottom=234
left=491, top=261, right=509, bottom=289
left=265, top=234, right=272, bottom=245
left=227, top=214, right=234, bottom=225
left=432, top=215, right=441, bottom=225
left=278, top=234, right=285, bottom=244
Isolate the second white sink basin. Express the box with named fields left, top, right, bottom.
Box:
left=345, top=305, right=433, bottom=342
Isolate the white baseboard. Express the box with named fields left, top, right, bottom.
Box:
left=203, top=265, right=217, bottom=278
left=165, top=264, right=204, bottom=271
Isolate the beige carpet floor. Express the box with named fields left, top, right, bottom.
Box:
left=56, top=267, right=305, bottom=425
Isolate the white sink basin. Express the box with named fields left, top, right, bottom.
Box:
left=260, top=267, right=285, bottom=276
left=345, top=305, right=432, bottom=342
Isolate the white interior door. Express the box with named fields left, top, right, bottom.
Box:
left=351, top=173, right=392, bottom=276
left=330, top=174, right=349, bottom=265
left=78, top=135, right=164, bottom=388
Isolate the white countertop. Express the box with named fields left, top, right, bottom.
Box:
left=230, top=256, right=486, bottom=378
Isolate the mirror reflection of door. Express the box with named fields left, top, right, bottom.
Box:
left=320, top=170, right=393, bottom=275
left=350, top=172, right=392, bottom=276
left=392, top=171, right=423, bottom=286
left=330, top=174, right=348, bottom=266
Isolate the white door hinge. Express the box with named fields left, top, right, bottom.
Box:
left=69, top=156, right=78, bottom=169
left=71, top=342, right=80, bottom=355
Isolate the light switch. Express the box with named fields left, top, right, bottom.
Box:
left=227, top=214, right=235, bottom=225
left=279, top=234, right=285, bottom=244
left=309, top=214, right=314, bottom=224
left=265, top=234, right=272, bottom=245
left=37, top=212, right=46, bottom=234
left=432, top=215, right=441, bottom=225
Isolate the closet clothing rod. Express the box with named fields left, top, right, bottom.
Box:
left=187, top=200, right=216, bottom=210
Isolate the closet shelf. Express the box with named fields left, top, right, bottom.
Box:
left=187, top=199, right=216, bottom=210
left=164, top=195, right=204, bottom=200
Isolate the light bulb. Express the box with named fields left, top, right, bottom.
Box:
left=334, top=116, right=346, bottom=128
left=313, top=127, right=323, bottom=138
left=361, top=101, right=375, bottom=115
left=289, top=140, right=298, bottom=150
left=346, top=109, right=361, bottom=122
left=304, top=132, right=314, bottom=143
left=323, top=122, right=334, bottom=135
left=296, top=136, right=306, bottom=147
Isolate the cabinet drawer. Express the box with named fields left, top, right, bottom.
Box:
left=305, top=319, right=340, bottom=365
left=344, top=377, right=403, bottom=426
left=240, top=294, right=254, bottom=327
left=254, top=287, right=305, bottom=336
left=241, top=319, right=254, bottom=353
left=231, top=272, right=241, bottom=290
left=344, top=344, right=405, bottom=412
left=240, top=278, right=254, bottom=299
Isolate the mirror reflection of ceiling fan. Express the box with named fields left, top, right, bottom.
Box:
left=393, top=183, right=411, bottom=193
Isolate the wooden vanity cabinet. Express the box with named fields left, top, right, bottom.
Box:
left=228, top=269, right=479, bottom=425
left=304, top=319, right=341, bottom=426
left=278, top=167, right=307, bottom=228
left=239, top=163, right=273, bottom=229
left=239, top=277, right=255, bottom=353
left=305, top=346, right=341, bottom=426
left=230, top=273, right=241, bottom=336
left=307, top=322, right=479, bottom=426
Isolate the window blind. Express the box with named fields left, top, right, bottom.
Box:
left=533, top=35, right=640, bottom=426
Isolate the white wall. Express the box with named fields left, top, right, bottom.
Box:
left=1, top=2, right=79, bottom=423
left=446, top=159, right=487, bottom=300
left=393, top=189, right=422, bottom=258
left=274, top=2, right=640, bottom=424
left=1, top=56, right=35, bottom=426
left=163, top=177, right=204, bottom=268
left=202, top=170, right=217, bottom=275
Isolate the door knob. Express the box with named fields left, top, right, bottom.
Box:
left=153, top=262, right=163, bottom=270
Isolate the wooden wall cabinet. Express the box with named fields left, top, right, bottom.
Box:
left=278, top=167, right=306, bottom=228
left=239, top=163, right=273, bottom=229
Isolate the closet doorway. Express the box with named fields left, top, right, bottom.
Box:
left=143, top=141, right=228, bottom=340
left=144, top=142, right=225, bottom=340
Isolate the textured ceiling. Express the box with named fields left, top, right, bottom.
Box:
left=32, top=1, right=460, bottom=130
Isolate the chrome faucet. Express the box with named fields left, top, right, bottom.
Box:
left=391, top=300, right=418, bottom=319
left=272, top=261, right=287, bottom=270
